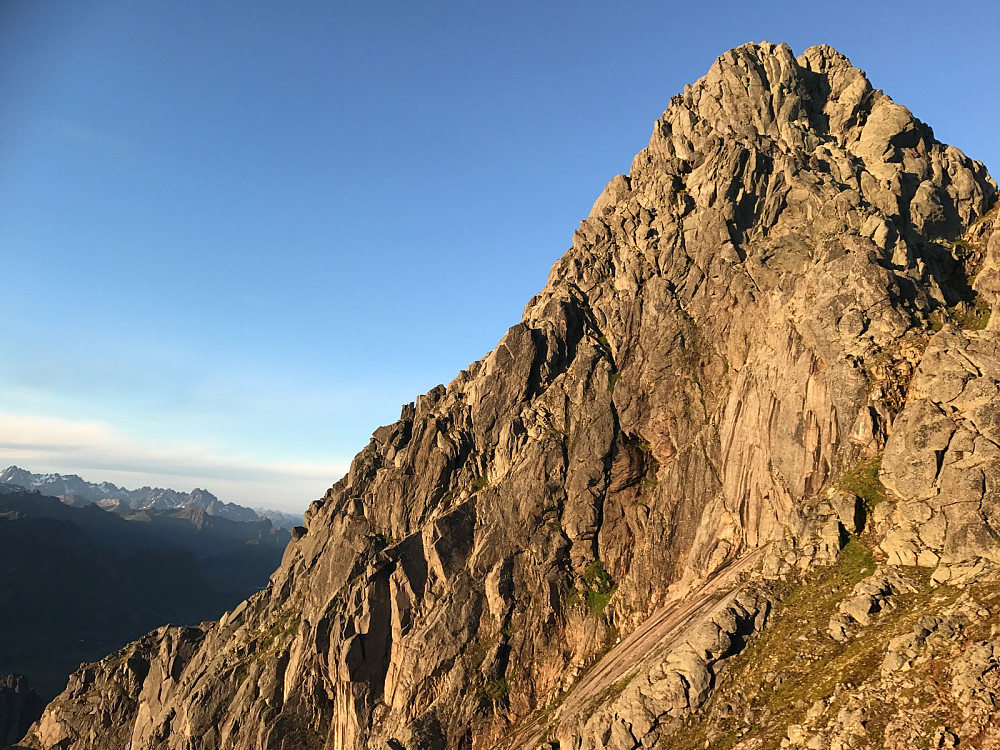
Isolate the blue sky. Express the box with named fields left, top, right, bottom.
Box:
left=2, top=1, right=998, bottom=510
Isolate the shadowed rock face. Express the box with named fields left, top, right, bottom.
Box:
left=18, top=42, right=998, bottom=750
left=0, top=675, right=43, bottom=748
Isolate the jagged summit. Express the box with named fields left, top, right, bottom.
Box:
left=18, top=44, right=1000, bottom=750
left=674, top=42, right=873, bottom=149
left=572, top=40, right=991, bottom=309
left=655, top=41, right=929, bottom=169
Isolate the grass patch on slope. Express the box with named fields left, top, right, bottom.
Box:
left=667, top=538, right=936, bottom=750
left=929, top=294, right=992, bottom=332
left=837, top=457, right=888, bottom=511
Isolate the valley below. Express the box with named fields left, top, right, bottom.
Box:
left=0, top=472, right=298, bottom=743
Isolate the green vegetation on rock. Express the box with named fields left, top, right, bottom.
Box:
left=929, top=293, right=992, bottom=332
left=583, top=560, right=615, bottom=616
left=484, top=677, right=510, bottom=702
left=837, top=457, right=887, bottom=511
left=566, top=559, right=617, bottom=617
left=667, top=540, right=957, bottom=750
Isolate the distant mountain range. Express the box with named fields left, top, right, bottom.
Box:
left=0, top=466, right=302, bottom=528
left=0, top=438, right=307, bottom=738
left=0, top=477, right=295, bottom=705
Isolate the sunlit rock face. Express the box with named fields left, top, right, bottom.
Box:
left=19, top=42, right=1000, bottom=750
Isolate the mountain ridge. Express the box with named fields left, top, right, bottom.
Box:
left=0, top=466, right=301, bottom=527
left=17, top=42, right=1000, bottom=749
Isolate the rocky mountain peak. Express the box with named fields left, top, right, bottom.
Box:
left=585, top=42, right=991, bottom=263
left=17, top=44, right=1000, bottom=750
left=656, top=41, right=926, bottom=182
left=679, top=42, right=865, bottom=148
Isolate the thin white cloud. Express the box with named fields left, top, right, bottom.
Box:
left=0, top=411, right=348, bottom=512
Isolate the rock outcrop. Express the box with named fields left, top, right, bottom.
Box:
left=880, top=325, right=1000, bottom=574
left=18, top=42, right=1000, bottom=749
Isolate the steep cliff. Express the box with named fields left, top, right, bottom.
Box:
left=18, top=42, right=1000, bottom=750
